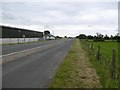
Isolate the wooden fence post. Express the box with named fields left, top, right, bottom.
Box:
left=96, top=45, right=100, bottom=60
left=91, top=43, right=93, bottom=50
left=111, top=48, right=116, bottom=79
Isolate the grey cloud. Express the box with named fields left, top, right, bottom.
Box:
left=1, top=2, right=118, bottom=26
left=2, top=12, right=16, bottom=20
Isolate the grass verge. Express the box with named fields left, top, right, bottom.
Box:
left=49, top=39, right=101, bottom=88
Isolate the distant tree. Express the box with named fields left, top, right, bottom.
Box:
left=108, top=34, right=120, bottom=41
left=113, top=34, right=120, bottom=42
left=110, top=35, right=114, bottom=40
left=93, top=33, right=104, bottom=42
left=87, top=35, right=93, bottom=39
left=93, top=35, right=97, bottom=39
left=76, top=36, right=79, bottom=38
left=44, top=30, right=50, bottom=35
left=104, top=34, right=110, bottom=40
left=64, top=36, right=67, bottom=38
left=55, top=36, right=62, bottom=39
left=78, top=34, right=87, bottom=39
left=96, top=33, right=104, bottom=39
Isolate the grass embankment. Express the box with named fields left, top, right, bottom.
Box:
left=50, top=39, right=102, bottom=88
left=80, top=40, right=119, bottom=88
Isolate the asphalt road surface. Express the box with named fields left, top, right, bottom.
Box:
left=2, top=39, right=74, bottom=88
left=2, top=39, right=68, bottom=55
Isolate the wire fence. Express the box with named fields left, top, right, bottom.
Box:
left=81, top=40, right=118, bottom=80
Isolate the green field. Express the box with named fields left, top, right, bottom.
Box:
left=91, top=41, right=118, bottom=61
left=80, top=40, right=119, bottom=88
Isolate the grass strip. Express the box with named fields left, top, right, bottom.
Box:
left=49, top=39, right=101, bottom=88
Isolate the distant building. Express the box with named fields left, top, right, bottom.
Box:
left=43, top=34, right=55, bottom=40
left=0, top=25, right=43, bottom=38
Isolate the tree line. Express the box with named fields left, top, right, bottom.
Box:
left=76, top=33, right=120, bottom=42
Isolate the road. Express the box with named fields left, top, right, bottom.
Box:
left=2, top=39, right=74, bottom=88
left=2, top=39, right=67, bottom=55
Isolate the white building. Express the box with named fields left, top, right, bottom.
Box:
left=43, top=34, right=55, bottom=40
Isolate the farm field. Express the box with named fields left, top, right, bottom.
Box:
left=80, top=40, right=119, bottom=88
left=93, top=41, right=118, bottom=58
left=90, top=41, right=118, bottom=63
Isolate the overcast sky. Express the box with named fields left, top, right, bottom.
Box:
left=0, top=0, right=119, bottom=37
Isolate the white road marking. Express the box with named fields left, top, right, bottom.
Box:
left=0, top=40, right=66, bottom=65
left=0, top=44, right=53, bottom=58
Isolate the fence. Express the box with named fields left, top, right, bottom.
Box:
left=89, top=42, right=118, bottom=80
left=81, top=40, right=118, bottom=80
left=0, top=38, right=43, bottom=44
